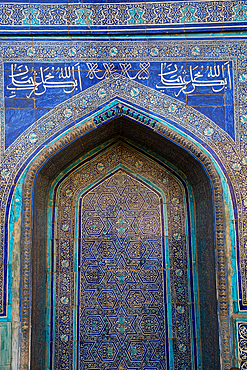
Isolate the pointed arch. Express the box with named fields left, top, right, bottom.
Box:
left=13, top=105, right=235, bottom=369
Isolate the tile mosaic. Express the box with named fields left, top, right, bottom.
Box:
left=0, top=2, right=246, bottom=34
left=44, top=143, right=199, bottom=370
left=13, top=117, right=229, bottom=368
left=0, top=40, right=239, bottom=149
left=0, top=0, right=246, bottom=365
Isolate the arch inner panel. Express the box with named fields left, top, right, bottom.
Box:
left=46, top=141, right=200, bottom=370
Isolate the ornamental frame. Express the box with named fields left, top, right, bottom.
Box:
left=1, top=37, right=247, bottom=319
left=46, top=140, right=200, bottom=369
left=0, top=2, right=247, bottom=34
left=19, top=106, right=231, bottom=369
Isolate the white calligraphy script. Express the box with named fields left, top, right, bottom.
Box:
left=7, top=63, right=83, bottom=98
left=156, top=62, right=232, bottom=96
left=86, top=62, right=150, bottom=80
left=6, top=61, right=232, bottom=99
left=6, top=62, right=150, bottom=98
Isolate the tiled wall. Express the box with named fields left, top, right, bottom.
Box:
left=0, top=1, right=247, bottom=369
left=0, top=323, right=11, bottom=370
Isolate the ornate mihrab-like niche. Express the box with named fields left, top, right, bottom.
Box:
left=47, top=142, right=200, bottom=370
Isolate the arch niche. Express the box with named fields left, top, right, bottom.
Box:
left=21, top=115, right=228, bottom=370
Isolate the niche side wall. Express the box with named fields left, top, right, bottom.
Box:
left=31, top=117, right=219, bottom=369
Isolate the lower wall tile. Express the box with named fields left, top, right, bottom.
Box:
left=0, top=322, right=11, bottom=366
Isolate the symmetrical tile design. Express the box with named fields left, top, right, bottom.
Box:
left=4, top=59, right=234, bottom=146
left=48, top=142, right=200, bottom=370
left=235, top=320, right=247, bottom=369
left=0, top=34, right=246, bottom=369
left=20, top=109, right=230, bottom=369
left=0, top=2, right=247, bottom=34
left=1, top=37, right=247, bottom=317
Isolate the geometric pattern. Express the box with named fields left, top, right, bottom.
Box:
left=2, top=36, right=247, bottom=336
left=51, top=141, right=199, bottom=370
left=1, top=37, right=247, bottom=327
left=236, top=320, right=247, bottom=369
left=2, top=36, right=246, bottom=370
left=0, top=2, right=247, bottom=35
left=79, top=172, right=167, bottom=369
left=17, top=105, right=232, bottom=369
left=80, top=172, right=164, bottom=369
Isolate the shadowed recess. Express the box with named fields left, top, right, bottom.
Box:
left=31, top=117, right=219, bottom=369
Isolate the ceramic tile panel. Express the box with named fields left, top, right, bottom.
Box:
left=0, top=2, right=246, bottom=369
left=0, top=2, right=247, bottom=34
left=45, top=142, right=199, bottom=369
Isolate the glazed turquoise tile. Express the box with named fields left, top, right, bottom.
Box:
left=0, top=322, right=11, bottom=366
left=0, top=9, right=246, bottom=367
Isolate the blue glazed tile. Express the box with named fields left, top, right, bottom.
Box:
left=0, top=2, right=246, bottom=34
left=0, top=32, right=245, bottom=370
left=5, top=108, right=36, bottom=147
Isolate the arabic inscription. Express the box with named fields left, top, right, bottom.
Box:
left=5, top=61, right=232, bottom=99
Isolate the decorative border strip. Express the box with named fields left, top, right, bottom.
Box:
left=0, top=2, right=246, bottom=34
left=234, top=319, right=247, bottom=369
left=1, top=37, right=247, bottom=318
left=20, top=103, right=231, bottom=369
left=0, top=38, right=240, bottom=146
left=0, top=81, right=241, bottom=316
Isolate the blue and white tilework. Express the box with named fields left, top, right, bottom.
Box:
left=0, top=2, right=247, bottom=34
left=234, top=320, right=247, bottom=369
left=0, top=21, right=247, bottom=369
left=47, top=144, right=200, bottom=370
